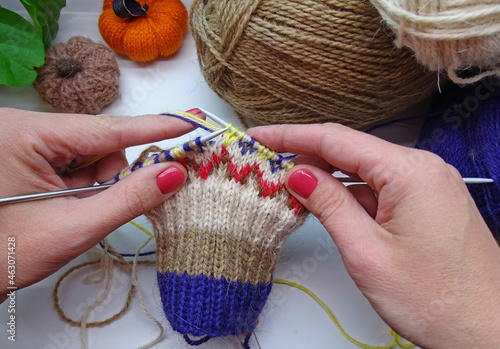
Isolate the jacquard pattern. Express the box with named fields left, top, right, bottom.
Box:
left=145, top=132, right=309, bottom=346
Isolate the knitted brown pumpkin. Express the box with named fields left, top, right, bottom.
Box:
left=98, top=0, right=188, bottom=62
left=34, top=36, right=120, bottom=115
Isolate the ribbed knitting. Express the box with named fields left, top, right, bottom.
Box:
left=146, top=132, right=309, bottom=345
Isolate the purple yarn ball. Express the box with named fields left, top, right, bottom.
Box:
left=416, top=77, right=500, bottom=239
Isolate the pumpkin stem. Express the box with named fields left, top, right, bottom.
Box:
left=112, top=0, right=148, bottom=18
left=56, top=59, right=84, bottom=78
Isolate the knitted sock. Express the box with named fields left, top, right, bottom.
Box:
left=146, top=131, right=309, bottom=345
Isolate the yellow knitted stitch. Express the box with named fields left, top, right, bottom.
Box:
left=173, top=146, right=184, bottom=158
left=266, top=150, right=275, bottom=160
left=224, top=124, right=239, bottom=146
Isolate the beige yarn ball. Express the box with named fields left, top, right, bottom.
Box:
left=190, top=0, right=439, bottom=130
left=34, top=36, right=120, bottom=114
left=369, top=0, right=500, bottom=84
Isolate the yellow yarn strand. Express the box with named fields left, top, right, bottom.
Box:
left=129, top=220, right=155, bottom=238
left=126, top=170, right=413, bottom=348
left=273, top=279, right=414, bottom=349
left=171, top=110, right=220, bottom=131
left=167, top=110, right=296, bottom=172
left=125, top=222, right=414, bottom=348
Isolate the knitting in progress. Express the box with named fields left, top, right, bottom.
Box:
left=33, top=36, right=120, bottom=114
left=190, top=0, right=438, bottom=129
left=139, top=112, right=309, bottom=347
left=368, top=0, right=500, bottom=84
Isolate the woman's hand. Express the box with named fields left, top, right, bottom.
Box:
left=250, top=123, right=500, bottom=349
left=0, top=108, right=191, bottom=300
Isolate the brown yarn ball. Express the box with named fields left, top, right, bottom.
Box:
left=190, top=0, right=440, bottom=129
left=34, top=36, right=120, bottom=115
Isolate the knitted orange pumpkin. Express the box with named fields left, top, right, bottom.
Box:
left=98, top=0, right=188, bottom=62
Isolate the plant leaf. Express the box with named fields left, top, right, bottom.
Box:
left=0, top=7, right=45, bottom=87
left=19, top=0, right=66, bottom=47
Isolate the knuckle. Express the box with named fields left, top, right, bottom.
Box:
left=419, top=151, right=461, bottom=181
left=445, top=163, right=464, bottom=182
left=312, top=185, right=350, bottom=228
left=123, top=183, right=150, bottom=218
left=341, top=240, right=384, bottom=275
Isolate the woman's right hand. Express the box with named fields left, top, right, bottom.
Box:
left=250, top=123, right=500, bottom=349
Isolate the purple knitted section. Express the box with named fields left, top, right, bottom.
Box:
left=157, top=271, right=272, bottom=338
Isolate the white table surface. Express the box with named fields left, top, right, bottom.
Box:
left=0, top=1, right=423, bottom=348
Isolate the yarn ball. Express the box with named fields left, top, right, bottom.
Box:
left=144, top=127, right=308, bottom=345
left=190, top=0, right=439, bottom=130
left=416, top=76, right=500, bottom=239
left=33, top=36, right=120, bottom=115
left=369, top=0, right=500, bottom=84
left=98, top=0, right=188, bottom=62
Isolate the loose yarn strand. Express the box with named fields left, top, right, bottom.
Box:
left=125, top=222, right=415, bottom=349
left=80, top=239, right=115, bottom=349
left=52, top=244, right=155, bottom=330
left=132, top=237, right=165, bottom=349
left=273, top=279, right=415, bottom=349
left=130, top=219, right=155, bottom=238
left=55, top=220, right=417, bottom=348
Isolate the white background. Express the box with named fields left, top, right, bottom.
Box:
left=0, top=1, right=424, bottom=348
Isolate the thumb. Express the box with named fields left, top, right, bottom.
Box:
left=70, top=162, right=186, bottom=239
left=286, top=165, right=380, bottom=250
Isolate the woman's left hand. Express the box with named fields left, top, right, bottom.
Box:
left=0, top=108, right=193, bottom=300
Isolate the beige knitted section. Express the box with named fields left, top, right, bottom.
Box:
left=147, top=136, right=308, bottom=284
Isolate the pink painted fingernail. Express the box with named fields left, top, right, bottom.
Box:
left=156, top=167, right=185, bottom=194
left=185, top=108, right=203, bottom=116
left=288, top=169, right=318, bottom=199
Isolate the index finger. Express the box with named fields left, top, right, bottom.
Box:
left=4, top=108, right=201, bottom=156
left=50, top=112, right=200, bottom=155
left=248, top=123, right=418, bottom=192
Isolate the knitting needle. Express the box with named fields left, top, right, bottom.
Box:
left=0, top=185, right=115, bottom=205
left=62, top=109, right=217, bottom=174
left=1, top=174, right=492, bottom=206
left=197, top=107, right=229, bottom=128
left=336, top=177, right=494, bottom=184
left=0, top=127, right=229, bottom=206
left=198, top=108, right=495, bottom=185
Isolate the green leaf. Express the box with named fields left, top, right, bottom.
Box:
left=20, top=0, right=66, bottom=47
left=0, top=7, right=45, bottom=87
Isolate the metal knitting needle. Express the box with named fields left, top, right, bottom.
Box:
left=335, top=177, right=494, bottom=184
left=197, top=107, right=229, bottom=128
left=0, top=185, right=115, bottom=205
left=197, top=109, right=495, bottom=186
left=100, top=126, right=229, bottom=185
left=198, top=109, right=495, bottom=185
left=0, top=127, right=229, bottom=206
